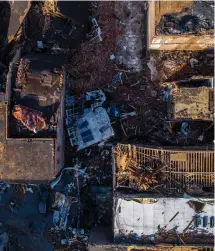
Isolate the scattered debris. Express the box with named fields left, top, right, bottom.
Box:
left=113, top=14, right=126, bottom=25
left=180, top=121, right=189, bottom=136
left=25, top=186, right=33, bottom=193
left=198, top=134, right=204, bottom=141
left=52, top=192, right=73, bottom=231
left=37, top=41, right=44, bottom=49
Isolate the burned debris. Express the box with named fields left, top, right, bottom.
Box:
left=148, top=1, right=214, bottom=50
left=156, top=1, right=214, bottom=35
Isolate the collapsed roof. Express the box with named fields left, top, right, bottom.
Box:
left=66, top=90, right=114, bottom=150
left=114, top=197, right=214, bottom=244
left=115, top=144, right=214, bottom=196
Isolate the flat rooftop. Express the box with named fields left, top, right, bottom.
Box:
left=0, top=104, right=55, bottom=183
left=8, top=52, right=63, bottom=138
left=114, top=197, right=214, bottom=244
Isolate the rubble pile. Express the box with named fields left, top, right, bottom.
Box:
left=65, top=146, right=113, bottom=185
left=67, top=1, right=117, bottom=93
left=115, top=228, right=214, bottom=245
left=45, top=146, right=113, bottom=249
left=157, top=229, right=214, bottom=245
left=150, top=51, right=214, bottom=82
left=116, top=158, right=162, bottom=191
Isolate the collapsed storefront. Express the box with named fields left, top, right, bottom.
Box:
left=114, top=144, right=214, bottom=196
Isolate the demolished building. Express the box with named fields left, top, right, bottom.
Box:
left=89, top=143, right=214, bottom=248
left=113, top=144, right=214, bottom=245
left=8, top=52, right=64, bottom=138
left=114, top=144, right=214, bottom=196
